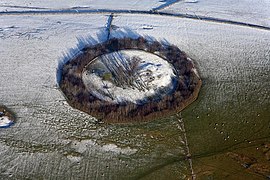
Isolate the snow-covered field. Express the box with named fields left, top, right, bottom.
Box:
left=0, top=0, right=269, bottom=179
left=161, top=0, right=270, bottom=27
left=83, top=50, right=176, bottom=104
left=0, top=0, right=162, bottom=12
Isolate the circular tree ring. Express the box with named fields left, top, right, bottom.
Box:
left=59, top=37, right=202, bottom=123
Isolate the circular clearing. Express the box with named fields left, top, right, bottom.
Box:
left=82, top=50, right=176, bottom=104
left=59, top=37, right=202, bottom=123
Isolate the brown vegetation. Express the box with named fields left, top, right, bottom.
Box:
left=59, top=37, right=202, bottom=123
left=227, top=151, right=270, bottom=178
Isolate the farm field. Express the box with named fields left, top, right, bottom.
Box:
left=0, top=1, right=269, bottom=179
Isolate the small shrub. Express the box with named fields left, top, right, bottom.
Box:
left=102, top=72, right=112, bottom=81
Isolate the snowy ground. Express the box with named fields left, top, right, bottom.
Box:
left=0, top=0, right=162, bottom=12
left=160, top=0, right=270, bottom=27
left=0, top=0, right=269, bottom=179
left=83, top=50, right=176, bottom=104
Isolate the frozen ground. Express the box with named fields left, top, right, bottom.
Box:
left=0, top=0, right=269, bottom=179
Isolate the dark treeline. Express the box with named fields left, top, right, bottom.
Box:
left=60, top=37, right=202, bottom=123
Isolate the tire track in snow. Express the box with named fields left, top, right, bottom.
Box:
left=135, top=113, right=197, bottom=179
left=0, top=9, right=269, bottom=31
left=176, top=113, right=196, bottom=179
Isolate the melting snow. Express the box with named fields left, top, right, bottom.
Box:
left=70, top=140, right=137, bottom=156
left=101, top=144, right=137, bottom=155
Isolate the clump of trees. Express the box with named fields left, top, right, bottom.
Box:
left=100, top=52, right=142, bottom=89
left=59, top=37, right=202, bottom=123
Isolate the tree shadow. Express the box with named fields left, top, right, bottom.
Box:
left=152, top=0, right=180, bottom=11
left=56, top=28, right=166, bottom=86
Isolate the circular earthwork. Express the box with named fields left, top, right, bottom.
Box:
left=59, top=37, right=202, bottom=123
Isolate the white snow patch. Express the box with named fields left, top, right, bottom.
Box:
left=70, top=140, right=137, bottom=155
left=66, top=155, right=83, bottom=163
left=101, top=144, right=137, bottom=155
left=192, top=68, right=199, bottom=78
left=184, top=0, right=198, bottom=3
left=71, top=139, right=96, bottom=154
left=0, top=116, right=14, bottom=128
left=82, top=50, right=176, bottom=104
